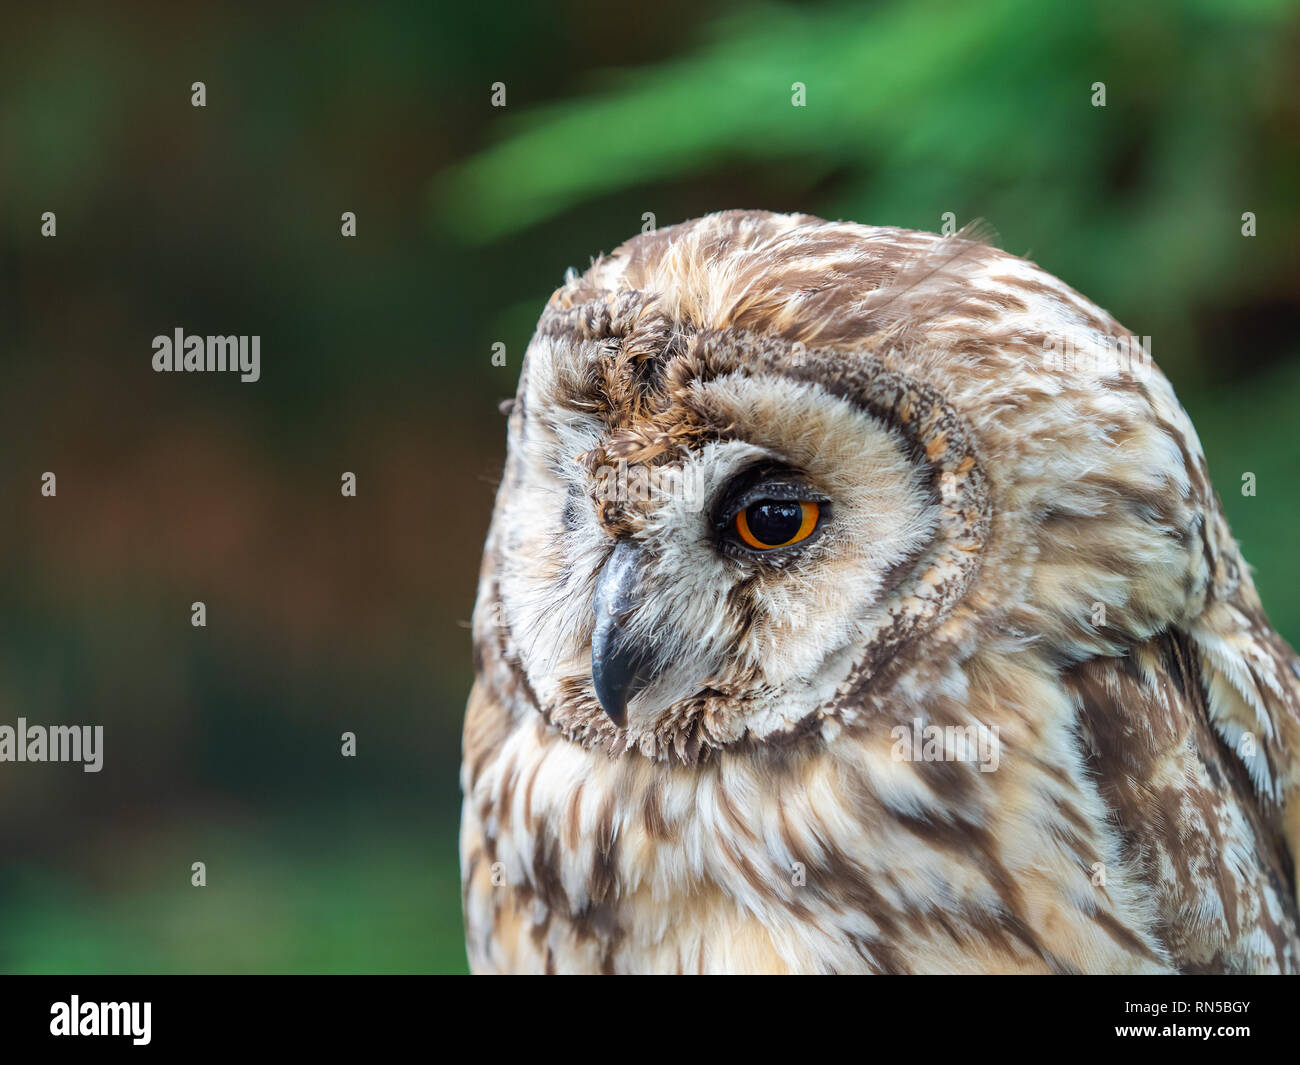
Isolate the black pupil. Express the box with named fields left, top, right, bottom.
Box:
left=746, top=501, right=803, bottom=545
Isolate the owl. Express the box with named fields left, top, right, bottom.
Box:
left=460, top=210, right=1300, bottom=973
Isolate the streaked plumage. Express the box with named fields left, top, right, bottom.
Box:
left=461, top=210, right=1300, bottom=973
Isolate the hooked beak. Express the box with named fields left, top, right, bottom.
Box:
left=591, top=539, right=658, bottom=728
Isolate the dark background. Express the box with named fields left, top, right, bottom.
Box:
left=1, top=0, right=1297, bottom=973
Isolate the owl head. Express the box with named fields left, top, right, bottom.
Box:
left=477, top=211, right=1218, bottom=761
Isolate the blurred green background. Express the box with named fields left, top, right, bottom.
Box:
left=1, top=0, right=1297, bottom=973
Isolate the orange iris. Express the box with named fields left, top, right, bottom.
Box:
left=734, top=501, right=820, bottom=550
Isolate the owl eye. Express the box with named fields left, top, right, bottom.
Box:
left=734, top=500, right=821, bottom=550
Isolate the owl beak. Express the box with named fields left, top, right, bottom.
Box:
left=591, top=539, right=656, bottom=728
